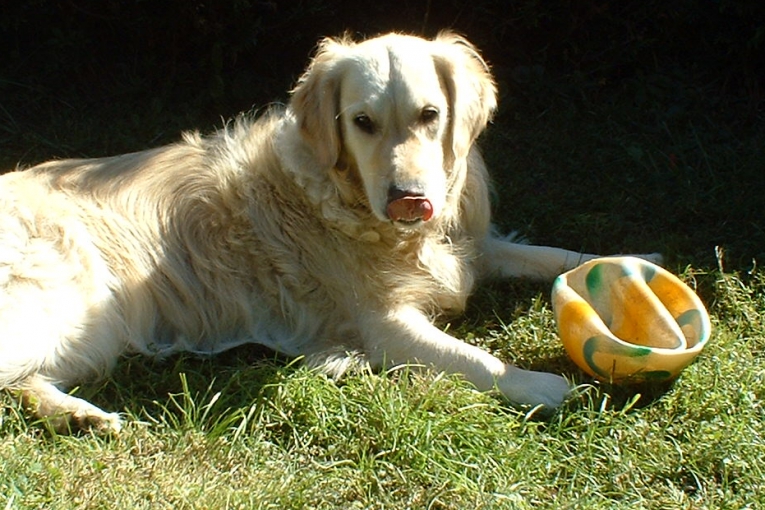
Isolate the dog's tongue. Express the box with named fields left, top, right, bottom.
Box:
left=387, top=197, right=433, bottom=223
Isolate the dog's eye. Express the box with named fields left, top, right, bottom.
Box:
left=353, top=114, right=376, bottom=134
left=420, top=107, right=439, bottom=124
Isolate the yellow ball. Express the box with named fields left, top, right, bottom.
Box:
left=552, top=256, right=711, bottom=384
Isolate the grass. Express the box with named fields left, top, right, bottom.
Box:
left=1, top=265, right=763, bottom=509
left=1, top=266, right=763, bottom=508
left=2, top=13, right=765, bottom=509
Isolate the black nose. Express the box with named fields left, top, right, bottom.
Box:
left=387, top=183, right=424, bottom=202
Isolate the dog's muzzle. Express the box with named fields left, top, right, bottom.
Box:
left=386, top=185, right=433, bottom=223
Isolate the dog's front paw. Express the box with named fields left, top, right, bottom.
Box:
left=498, top=366, right=571, bottom=410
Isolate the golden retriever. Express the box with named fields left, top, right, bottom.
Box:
left=0, top=32, right=659, bottom=433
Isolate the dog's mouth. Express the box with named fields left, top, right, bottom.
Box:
left=386, top=196, right=434, bottom=224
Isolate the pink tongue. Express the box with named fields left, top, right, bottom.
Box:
left=387, top=197, right=433, bottom=222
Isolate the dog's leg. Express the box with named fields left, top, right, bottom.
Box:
left=362, top=306, right=571, bottom=409
left=18, top=375, right=122, bottom=434
left=479, top=235, right=663, bottom=281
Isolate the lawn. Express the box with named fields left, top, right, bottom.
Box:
left=1, top=267, right=763, bottom=508
left=1, top=3, right=764, bottom=508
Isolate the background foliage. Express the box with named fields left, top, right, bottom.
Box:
left=1, top=0, right=763, bottom=267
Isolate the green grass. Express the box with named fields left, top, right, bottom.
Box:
left=1, top=265, right=763, bottom=508
left=2, top=16, right=765, bottom=509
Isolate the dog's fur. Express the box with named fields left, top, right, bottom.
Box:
left=0, top=33, right=659, bottom=433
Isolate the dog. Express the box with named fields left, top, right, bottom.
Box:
left=0, top=32, right=659, bottom=433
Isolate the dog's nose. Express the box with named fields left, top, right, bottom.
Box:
left=387, top=184, right=424, bottom=202
left=386, top=184, right=433, bottom=223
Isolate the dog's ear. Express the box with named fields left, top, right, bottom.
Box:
left=432, top=33, right=498, bottom=164
left=290, top=37, right=349, bottom=169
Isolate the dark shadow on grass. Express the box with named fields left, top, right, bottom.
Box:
left=561, top=378, right=679, bottom=418
left=88, top=344, right=290, bottom=430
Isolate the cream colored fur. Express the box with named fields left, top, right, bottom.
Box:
left=0, top=33, right=659, bottom=433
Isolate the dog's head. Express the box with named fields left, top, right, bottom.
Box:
left=290, top=32, right=496, bottom=228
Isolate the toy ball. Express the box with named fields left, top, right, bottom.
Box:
left=551, top=256, right=711, bottom=384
